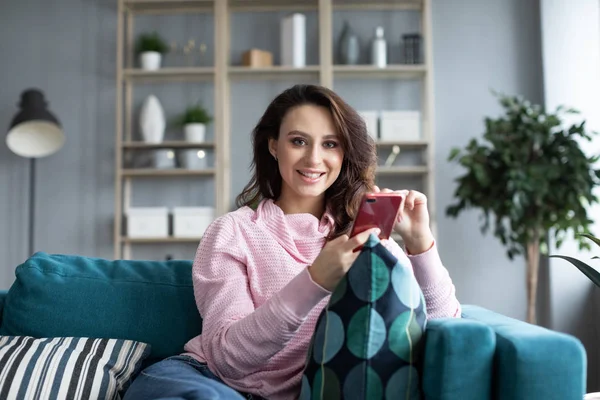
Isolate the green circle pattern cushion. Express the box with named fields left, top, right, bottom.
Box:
left=301, top=234, right=427, bottom=400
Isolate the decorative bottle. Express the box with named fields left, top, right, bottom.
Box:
left=339, top=20, right=360, bottom=65
left=371, top=26, right=387, bottom=68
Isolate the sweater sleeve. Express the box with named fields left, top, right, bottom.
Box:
left=381, top=238, right=461, bottom=319
left=192, top=215, right=330, bottom=381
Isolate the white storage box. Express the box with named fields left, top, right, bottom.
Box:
left=358, top=111, right=379, bottom=140
left=380, top=111, right=421, bottom=141
left=173, top=207, right=216, bottom=238
left=127, top=207, right=169, bottom=238
left=281, top=13, right=306, bottom=67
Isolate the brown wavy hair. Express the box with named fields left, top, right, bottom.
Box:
left=235, top=84, right=377, bottom=240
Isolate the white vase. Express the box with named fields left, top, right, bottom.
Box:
left=140, top=52, right=162, bottom=70
left=184, top=123, right=206, bottom=142
left=139, top=95, right=165, bottom=144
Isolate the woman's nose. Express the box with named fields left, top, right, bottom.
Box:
left=305, top=145, right=322, bottom=165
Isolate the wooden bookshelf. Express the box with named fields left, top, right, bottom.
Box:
left=114, top=0, right=435, bottom=259
left=120, top=236, right=202, bottom=244
left=122, top=141, right=216, bottom=149
left=121, top=169, right=216, bottom=177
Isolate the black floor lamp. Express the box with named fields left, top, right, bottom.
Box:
left=6, top=89, right=65, bottom=257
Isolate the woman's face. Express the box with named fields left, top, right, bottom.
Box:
left=268, top=104, right=344, bottom=203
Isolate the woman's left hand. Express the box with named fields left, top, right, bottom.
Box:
left=373, top=186, right=435, bottom=254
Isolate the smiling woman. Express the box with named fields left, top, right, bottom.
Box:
left=270, top=108, right=345, bottom=212
left=123, top=84, right=461, bottom=400
left=273, top=105, right=344, bottom=203
left=237, top=84, right=378, bottom=239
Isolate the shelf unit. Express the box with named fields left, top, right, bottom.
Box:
left=120, top=236, right=202, bottom=244
left=122, top=141, right=215, bottom=149
left=115, top=0, right=434, bottom=259
left=121, top=169, right=216, bottom=177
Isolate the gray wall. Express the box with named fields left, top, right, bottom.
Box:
left=0, top=0, right=118, bottom=284
left=540, top=0, right=600, bottom=390
left=432, top=0, right=544, bottom=321
left=0, top=1, right=542, bottom=312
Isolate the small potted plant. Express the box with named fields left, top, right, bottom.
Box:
left=176, top=103, right=213, bottom=142
left=136, top=32, right=169, bottom=71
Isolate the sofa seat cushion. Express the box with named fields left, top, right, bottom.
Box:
left=0, top=252, right=201, bottom=364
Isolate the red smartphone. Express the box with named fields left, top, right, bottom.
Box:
left=350, top=192, right=403, bottom=240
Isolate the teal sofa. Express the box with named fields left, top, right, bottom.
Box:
left=0, top=252, right=587, bottom=399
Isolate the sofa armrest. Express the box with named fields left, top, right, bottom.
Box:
left=0, top=290, right=8, bottom=326
left=422, top=317, right=495, bottom=400
left=462, top=305, right=586, bottom=400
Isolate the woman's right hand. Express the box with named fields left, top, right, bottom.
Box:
left=308, top=228, right=380, bottom=292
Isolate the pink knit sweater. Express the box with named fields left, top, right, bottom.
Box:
left=183, top=199, right=461, bottom=399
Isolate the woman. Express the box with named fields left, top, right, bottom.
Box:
left=124, top=84, right=461, bottom=400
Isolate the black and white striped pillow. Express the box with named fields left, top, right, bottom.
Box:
left=0, top=336, right=150, bottom=400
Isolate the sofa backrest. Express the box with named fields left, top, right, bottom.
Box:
left=0, top=252, right=202, bottom=364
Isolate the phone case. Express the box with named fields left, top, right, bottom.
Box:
left=350, top=192, right=403, bottom=240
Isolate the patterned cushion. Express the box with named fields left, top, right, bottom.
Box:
left=301, top=234, right=427, bottom=399
left=0, top=336, right=150, bottom=400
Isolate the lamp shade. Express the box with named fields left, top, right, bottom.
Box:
left=6, top=89, right=65, bottom=158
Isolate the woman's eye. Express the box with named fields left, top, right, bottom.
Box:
left=292, top=138, right=306, bottom=146
left=324, top=141, right=338, bottom=149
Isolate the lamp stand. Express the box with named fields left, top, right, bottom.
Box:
left=28, top=158, right=35, bottom=257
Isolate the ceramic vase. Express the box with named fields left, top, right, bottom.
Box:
left=338, top=20, right=360, bottom=65
left=139, top=95, right=165, bottom=144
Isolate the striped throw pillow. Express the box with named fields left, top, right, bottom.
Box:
left=0, top=336, right=150, bottom=400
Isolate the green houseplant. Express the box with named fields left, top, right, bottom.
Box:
left=446, top=91, right=600, bottom=323
left=550, top=233, right=600, bottom=288
left=175, top=103, right=213, bottom=142
left=174, top=103, right=213, bottom=170
left=136, top=32, right=169, bottom=70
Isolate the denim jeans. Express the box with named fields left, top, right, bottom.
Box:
left=123, top=355, right=262, bottom=400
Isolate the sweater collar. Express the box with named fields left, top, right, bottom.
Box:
left=253, top=199, right=333, bottom=263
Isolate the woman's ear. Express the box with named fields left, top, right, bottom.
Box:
left=268, top=137, right=278, bottom=160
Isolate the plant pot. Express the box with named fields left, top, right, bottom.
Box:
left=140, top=51, right=162, bottom=70
left=184, top=123, right=206, bottom=142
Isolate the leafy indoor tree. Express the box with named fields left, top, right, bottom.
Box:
left=446, top=92, right=600, bottom=324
